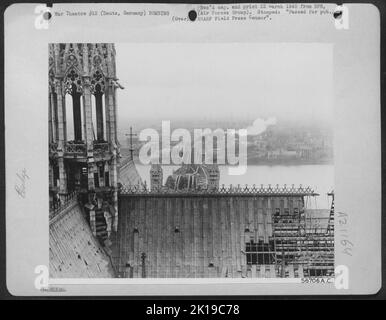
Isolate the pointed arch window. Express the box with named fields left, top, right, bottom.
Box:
left=64, top=67, right=84, bottom=143
left=91, top=69, right=106, bottom=142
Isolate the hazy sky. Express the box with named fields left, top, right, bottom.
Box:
left=115, top=43, right=333, bottom=125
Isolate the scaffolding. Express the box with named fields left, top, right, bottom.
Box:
left=270, top=192, right=335, bottom=277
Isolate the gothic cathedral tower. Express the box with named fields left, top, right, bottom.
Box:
left=49, top=44, right=121, bottom=239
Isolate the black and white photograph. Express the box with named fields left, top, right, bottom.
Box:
left=3, top=2, right=382, bottom=297
left=48, top=43, right=335, bottom=279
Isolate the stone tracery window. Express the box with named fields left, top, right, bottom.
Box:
left=91, top=68, right=106, bottom=142
left=63, top=66, right=84, bottom=142
left=64, top=69, right=83, bottom=95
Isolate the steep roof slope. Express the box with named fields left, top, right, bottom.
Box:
left=118, top=157, right=143, bottom=187
left=50, top=201, right=115, bottom=278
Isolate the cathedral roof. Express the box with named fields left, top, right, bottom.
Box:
left=50, top=201, right=115, bottom=278
left=165, top=164, right=218, bottom=191
left=119, top=157, right=143, bottom=187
